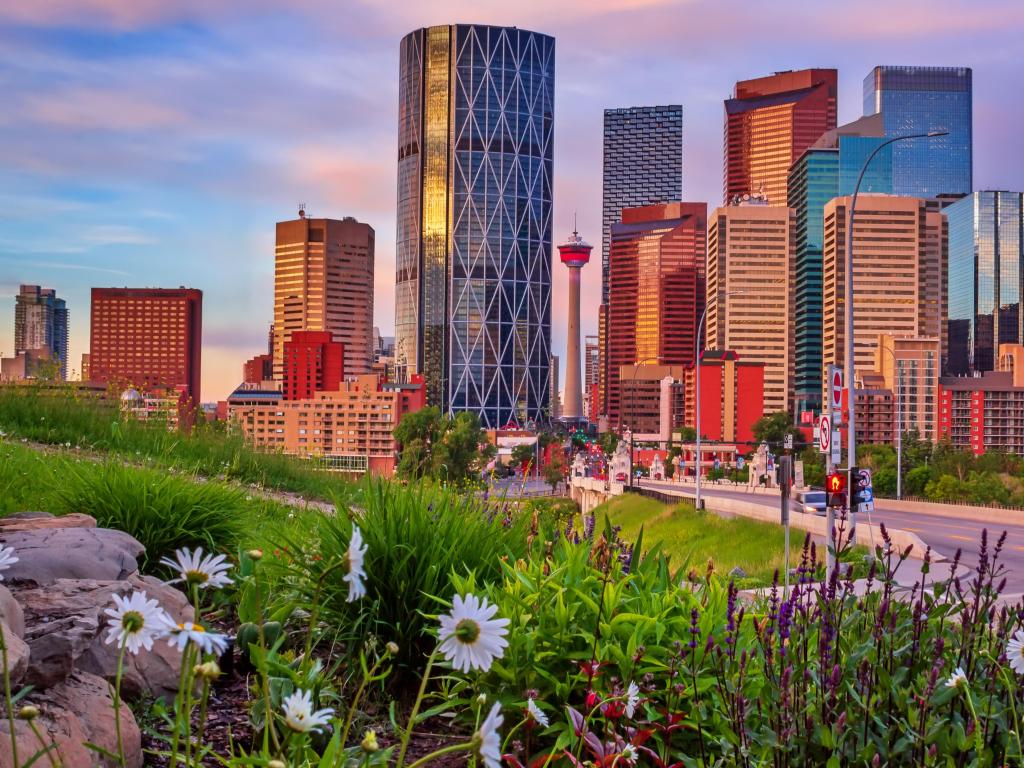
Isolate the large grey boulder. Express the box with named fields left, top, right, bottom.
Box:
left=0, top=669, right=142, bottom=768
left=0, top=512, right=96, bottom=532
left=0, top=526, right=143, bottom=586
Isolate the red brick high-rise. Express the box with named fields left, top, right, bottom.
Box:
left=89, top=288, right=202, bottom=403
left=604, top=202, right=706, bottom=428
left=724, top=69, right=837, bottom=205
left=243, top=354, right=273, bottom=385
left=282, top=330, right=344, bottom=401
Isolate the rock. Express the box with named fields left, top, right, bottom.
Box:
left=0, top=670, right=142, bottom=768
left=16, top=576, right=193, bottom=699
left=728, top=566, right=747, bottom=579
left=0, top=526, right=143, bottom=586
left=78, top=575, right=195, bottom=702
left=0, top=513, right=97, bottom=532
left=1, top=620, right=29, bottom=686
left=0, top=584, right=24, bottom=637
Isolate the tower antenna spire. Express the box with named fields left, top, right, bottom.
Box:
left=573, top=210, right=578, bottom=236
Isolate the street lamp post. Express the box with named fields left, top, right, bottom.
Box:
left=695, top=292, right=742, bottom=512
left=844, top=131, right=947, bottom=524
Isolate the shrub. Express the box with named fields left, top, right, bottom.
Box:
left=54, top=460, right=251, bottom=573
left=268, top=479, right=531, bottom=678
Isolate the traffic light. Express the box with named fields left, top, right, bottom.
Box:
left=826, top=472, right=846, bottom=508
left=848, top=467, right=874, bottom=511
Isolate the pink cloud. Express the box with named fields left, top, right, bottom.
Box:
left=23, top=87, right=187, bottom=130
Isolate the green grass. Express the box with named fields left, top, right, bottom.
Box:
left=0, top=440, right=307, bottom=574
left=0, top=385, right=357, bottom=503
left=594, top=493, right=792, bottom=584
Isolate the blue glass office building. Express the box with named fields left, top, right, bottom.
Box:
left=863, top=66, right=972, bottom=197
left=946, top=192, right=1024, bottom=375
left=395, top=25, right=555, bottom=428
left=788, top=116, right=892, bottom=413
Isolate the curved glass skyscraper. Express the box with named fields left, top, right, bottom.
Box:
left=395, top=24, right=555, bottom=428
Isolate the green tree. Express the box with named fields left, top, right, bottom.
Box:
left=901, top=429, right=933, bottom=470
left=598, top=431, right=620, bottom=457
left=925, top=474, right=965, bottom=503
left=904, top=465, right=933, bottom=496
left=394, top=407, right=446, bottom=480
left=752, top=411, right=803, bottom=449
left=511, top=443, right=535, bottom=467
left=677, top=426, right=697, bottom=442
left=873, top=467, right=897, bottom=497
left=437, top=411, right=489, bottom=482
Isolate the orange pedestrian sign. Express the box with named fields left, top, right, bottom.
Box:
left=826, top=473, right=846, bottom=493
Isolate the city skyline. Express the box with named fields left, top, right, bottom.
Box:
left=2, top=2, right=1023, bottom=400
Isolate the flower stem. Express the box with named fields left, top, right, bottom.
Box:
left=28, top=720, right=59, bottom=768
left=113, top=640, right=128, bottom=767
left=339, top=650, right=389, bottom=749
left=169, top=643, right=194, bottom=766
left=395, top=647, right=438, bottom=768
left=404, top=739, right=475, bottom=768
left=195, top=677, right=212, bottom=754
left=0, top=625, right=18, bottom=768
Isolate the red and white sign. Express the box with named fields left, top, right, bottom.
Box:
left=817, top=414, right=832, bottom=454
left=829, top=366, right=843, bottom=411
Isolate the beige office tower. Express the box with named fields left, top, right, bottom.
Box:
left=706, top=198, right=795, bottom=415
left=822, top=195, right=946, bottom=401
left=273, top=210, right=375, bottom=380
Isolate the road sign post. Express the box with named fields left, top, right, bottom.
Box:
left=780, top=455, right=792, bottom=594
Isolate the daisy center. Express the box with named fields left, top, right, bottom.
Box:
left=455, top=618, right=480, bottom=644
left=185, top=570, right=210, bottom=585
left=121, top=610, right=145, bottom=633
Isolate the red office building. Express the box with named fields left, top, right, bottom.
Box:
left=683, top=350, right=764, bottom=446
left=282, top=330, right=344, bottom=401
left=243, top=353, right=273, bottom=385
left=604, top=202, right=706, bottom=428
left=89, top=288, right=202, bottom=403
left=724, top=69, right=837, bottom=205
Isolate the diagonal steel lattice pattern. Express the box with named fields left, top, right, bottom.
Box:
left=396, top=24, right=554, bottom=428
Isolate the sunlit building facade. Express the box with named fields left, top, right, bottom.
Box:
left=13, top=285, right=69, bottom=380
left=706, top=200, right=795, bottom=415
left=601, top=105, right=683, bottom=304
left=604, top=203, right=706, bottom=428
left=946, top=191, right=1024, bottom=375
left=787, top=114, right=893, bottom=413
left=395, top=24, right=554, bottom=428
left=863, top=66, right=972, bottom=197
left=822, top=195, right=946, bottom=401
left=273, top=212, right=374, bottom=381
left=724, top=69, right=837, bottom=206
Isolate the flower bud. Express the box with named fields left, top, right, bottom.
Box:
left=268, top=761, right=287, bottom=768
left=193, top=661, right=222, bottom=682
left=361, top=729, right=379, bottom=753
left=247, top=548, right=264, bottom=561
left=386, top=641, right=399, bottom=656
left=18, top=705, right=39, bottom=720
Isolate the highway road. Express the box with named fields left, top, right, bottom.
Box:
left=639, top=479, right=1024, bottom=594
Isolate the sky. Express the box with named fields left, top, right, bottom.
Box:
left=1, top=0, right=1023, bottom=402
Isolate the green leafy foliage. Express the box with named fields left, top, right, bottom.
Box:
left=266, top=479, right=530, bottom=678
left=393, top=406, right=493, bottom=483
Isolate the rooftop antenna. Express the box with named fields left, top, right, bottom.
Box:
left=573, top=210, right=578, bottom=236
left=298, top=203, right=307, bottom=219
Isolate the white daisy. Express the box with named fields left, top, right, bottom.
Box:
left=103, top=591, right=173, bottom=655
left=624, top=681, right=641, bottom=718
left=166, top=622, right=229, bottom=656
left=1009, top=630, right=1024, bottom=675
left=946, top=666, right=968, bottom=689
left=620, top=744, right=638, bottom=763
left=526, top=697, right=549, bottom=728
left=438, top=594, right=510, bottom=673
left=0, top=546, right=17, bottom=579
left=344, top=526, right=368, bottom=603
left=282, top=689, right=334, bottom=733
left=160, top=547, right=232, bottom=590
left=476, top=702, right=503, bottom=768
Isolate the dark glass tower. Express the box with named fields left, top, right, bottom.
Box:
left=601, top=106, right=683, bottom=304
left=14, top=284, right=69, bottom=380
left=395, top=25, right=555, bottom=428
left=788, top=115, right=892, bottom=413
left=946, top=191, right=1024, bottom=375
left=863, top=66, right=972, bottom=197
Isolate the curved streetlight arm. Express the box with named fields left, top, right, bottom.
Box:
left=845, top=131, right=948, bottom=474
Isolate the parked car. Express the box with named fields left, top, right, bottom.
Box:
left=790, top=489, right=827, bottom=516
left=615, top=472, right=627, bottom=482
